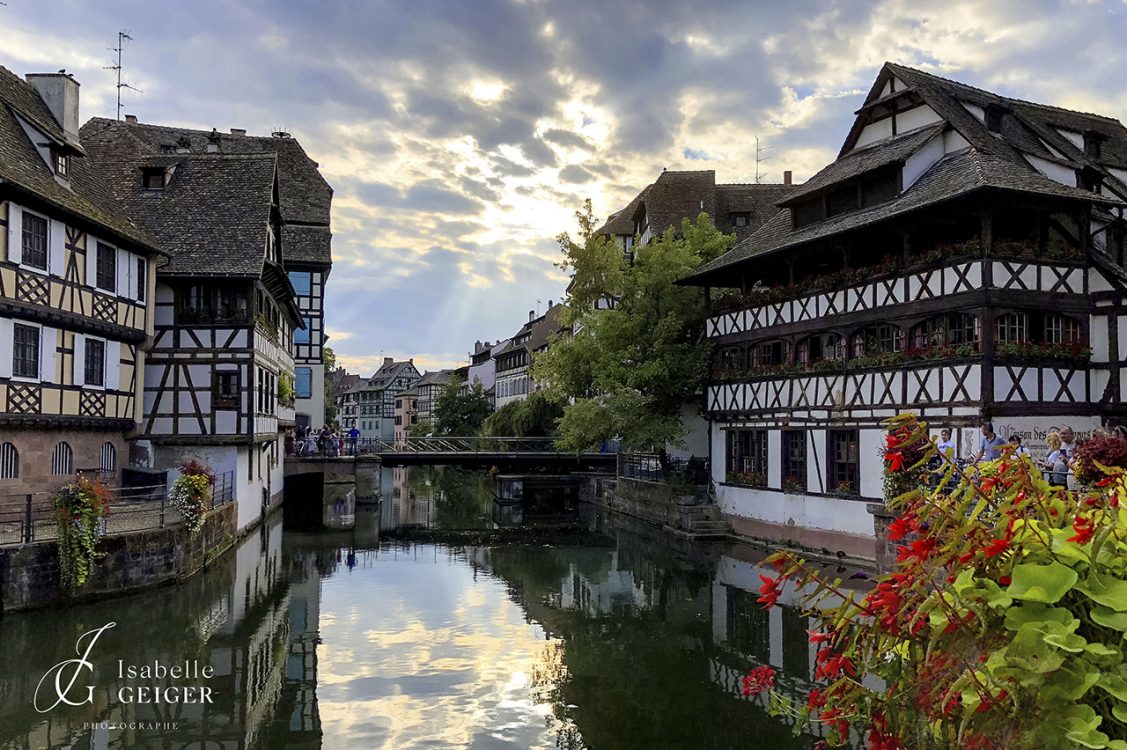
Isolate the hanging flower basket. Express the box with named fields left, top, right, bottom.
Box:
left=53, top=478, right=112, bottom=589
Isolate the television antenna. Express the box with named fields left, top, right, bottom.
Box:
left=104, top=31, right=142, bottom=120
left=754, top=135, right=773, bottom=184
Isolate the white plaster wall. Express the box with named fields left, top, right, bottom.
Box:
left=962, top=102, right=985, bottom=123
left=1024, top=153, right=1076, bottom=186
left=858, top=428, right=884, bottom=498
left=296, top=363, right=325, bottom=427
left=903, top=132, right=945, bottom=189
left=767, top=429, right=782, bottom=489
left=1091, top=314, right=1110, bottom=362
left=855, top=117, right=894, bottom=149
left=943, top=129, right=970, bottom=153
left=992, top=416, right=1101, bottom=455
left=896, top=104, right=942, bottom=133
left=716, top=485, right=875, bottom=539
left=666, top=401, right=709, bottom=459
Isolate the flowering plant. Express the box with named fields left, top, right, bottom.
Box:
left=747, top=413, right=1127, bottom=749
left=53, top=478, right=112, bottom=588
left=169, top=461, right=215, bottom=533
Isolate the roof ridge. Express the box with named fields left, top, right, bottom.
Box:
left=886, top=62, right=1123, bottom=125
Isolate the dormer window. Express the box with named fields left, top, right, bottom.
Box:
left=142, top=167, right=167, bottom=190
left=1079, top=166, right=1103, bottom=193
left=984, top=104, right=1009, bottom=134
left=1084, top=131, right=1104, bottom=160
left=730, top=212, right=751, bottom=228
left=53, top=151, right=69, bottom=177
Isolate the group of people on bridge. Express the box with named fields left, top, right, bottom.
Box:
left=285, top=424, right=363, bottom=458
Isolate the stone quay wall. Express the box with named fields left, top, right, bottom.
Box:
left=0, top=502, right=237, bottom=613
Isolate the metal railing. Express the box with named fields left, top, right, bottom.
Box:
left=0, top=470, right=236, bottom=548
left=619, top=453, right=710, bottom=485
left=290, top=436, right=569, bottom=457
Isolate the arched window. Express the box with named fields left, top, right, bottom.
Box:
left=750, top=340, right=789, bottom=369
left=1044, top=313, right=1083, bottom=345
left=0, top=443, right=18, bottom=479
left=909, top=314, right=980, bottom=350
left=51, top=442, right=73, bottom=476
left=994, top=312, right=1028, bottom=344
left=851, top=325, right=903, bottom=358
left=100, top=442, right=117, bottom=473
left=796, top=333, right=845, bottom=367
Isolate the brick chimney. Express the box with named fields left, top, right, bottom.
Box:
left=783, top=170, right=793, bottom=186
left=383, top=357, right=393, bottom=366
left=230, top=128, right=246, bottom=136
left=529, top=309, right=535, bottom=322
left=26, top=72, right=80, bottom=145
left=124, top=114, right=138, bottom=124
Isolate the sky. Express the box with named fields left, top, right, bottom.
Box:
left=2, top=0, right=1127, bottom=374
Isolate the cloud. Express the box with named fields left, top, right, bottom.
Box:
left=4, top=0, right=1126, bottom=375
left=558, top=165, right=594, bottom=183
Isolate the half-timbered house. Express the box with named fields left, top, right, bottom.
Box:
left=355, top=358, right=421, bottom=441
left=82, top=119, right=311, bottom=532
left=0, top=68, right=162, bottom=499
left=681, top=63, right=1127, bottom=559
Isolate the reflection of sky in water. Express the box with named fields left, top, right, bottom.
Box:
left=317, top=545, right=560, bottom=749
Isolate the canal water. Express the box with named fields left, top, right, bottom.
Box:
left=0, top=467, right=844, bottom=750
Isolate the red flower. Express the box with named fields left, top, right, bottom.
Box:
left=999, top=575, right=1012, bottom=586
left=814, top=648, right=856, bottom=680
left=807, top=630, right=833, bottom=644
left=1067, top=515, right=1095, bottom=545
left=757, top=574, right=783, bottom=609
left=740, top=665, right=776, bottom=696
left=886, top=451, right=905, bottom=472
left=983, top=537, right=1010, bottom=558
left=887, top=513, right=917, bottom=540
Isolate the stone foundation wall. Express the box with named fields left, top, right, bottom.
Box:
left=0, top=502, right=236, bottom=613
left=0, top=428, right=129, bottom=510
left=583, top=475, right=707, bottom=530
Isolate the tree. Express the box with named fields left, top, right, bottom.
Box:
left=409, top=419, right=433, bottom=437
left=434, top=376, right=492, bottom=435
left=323, top=346, right=339, bottom=422
left=482, top=392, right=565, bottom=437
left=534, top=204, right=735, bottom=452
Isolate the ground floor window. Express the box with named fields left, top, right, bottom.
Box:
left=51, top=442, right=73, bottom=476
left=295, top=367, right=312, bottom=398
left=726, top=429, right=767, bottom=486
left=781, top=430, right=806, bottom=491
left=828, top=430, right=859, bottom=493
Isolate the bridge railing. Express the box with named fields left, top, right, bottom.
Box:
left=353, top=436, right=564, bottom=454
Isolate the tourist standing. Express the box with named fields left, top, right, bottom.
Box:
left=1041, top=432, right=1068, bottom=486
left=936, top=429, right=956, bottom=457
left=970, top=422, right=1007, bottom=463
left=348, top=425, right=361, bottom=455
left=1008, top=434, right=1030, bottom=458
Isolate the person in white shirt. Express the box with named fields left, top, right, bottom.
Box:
left=936, top=428, right=956, bottom=457
left=1008, top=434, right=1030, bottom=459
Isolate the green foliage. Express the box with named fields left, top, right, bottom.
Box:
left=536, top=205, right=735, bottom=452
left=278, top=372, right=295, bottom=407
left=53, top=478, right=112, bottom=589
left=409, top=419, right=434, bottom=437
left=759, top=413, right=1127, bottom=749
left=323, top=346, right=339, bottom=422
left=434, top=375, right=492, bottom=435
left=482, top=391, right=565, bottom=437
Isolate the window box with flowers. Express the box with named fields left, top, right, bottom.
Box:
left=726, top=471, right=767, bottom=488
left=994, top=340, right=1091, bottom=362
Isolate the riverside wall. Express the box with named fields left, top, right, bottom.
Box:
left=0, top=503, right=237, bottom=613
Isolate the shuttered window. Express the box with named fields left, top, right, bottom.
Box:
left=13, top=324, right=39, bottom=378
left=96, top=243, right=116, bottom=292
left=51, top=442, right=73, bottom=476
left=21, top=212, right=47, bottom=270
left=0, top=443, right=18, bottom=479
left=85, top=339, right=106, bottom=386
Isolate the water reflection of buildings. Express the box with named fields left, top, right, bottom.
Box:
left=0, top=517, right=325, bottom=750
left=379, top=465, right=436, bottom=529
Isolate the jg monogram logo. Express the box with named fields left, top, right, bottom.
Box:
left=34, top=622, right=116, bottom=713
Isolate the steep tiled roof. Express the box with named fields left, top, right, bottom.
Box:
left=595, top=185, right=650, bottom=237
left=683, top=63, right=1126, bottom=285
left=780, top=122, right=945, bottom=206
left=282, top=224, right=332, bottom=265
left=635, top=170, right=717, bottom=236
left=0, top=67, right=157, bottom=252
left=85, top=118, right=332, bottom=224
left=81, top=117, right=277, bottom=277
left=415, top=369, right=453, bottom=387
left=714, top=183, right=791, bottom=239
left=687, top=147, right=1115, bottom=284
left=363, top=360, right=419, bottom=391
